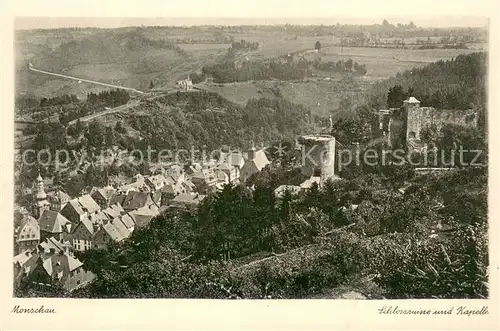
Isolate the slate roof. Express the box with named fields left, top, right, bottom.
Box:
left=102, top=203, right=125, bottom=219
left=78, top=216, right=95, bottom=235
left=78, top=195, right=101, bottom=214
left=246, top=149, right=270, bottom=171
left=21, top=250, right=85, bottom=283
left=102, top=222, right=125, bottom=242
left=16, top=216, right=40, bottom=242
left=128, top=213, right=155, bottom=229
left=172, top=193, right=206, bottom=206
left=38, top=210, right=71, bottom=234
left=65, top=199, right=85, bottom=216
left=191, top=169, right=217, bottom=182
left=109, top=193, right=126, bottom=206
left=128, top=205, right=159, bottom=228
left=122, top=191, right=153, bottom=210
left=93, top=186, right=116, bottom=201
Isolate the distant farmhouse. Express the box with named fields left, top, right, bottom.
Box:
left=378, top=97, right=478, bottom=150
left=176, top=77, right=193, bottom=91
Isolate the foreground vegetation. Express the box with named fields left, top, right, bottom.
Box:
left=67, top=162, right=487, bottom=299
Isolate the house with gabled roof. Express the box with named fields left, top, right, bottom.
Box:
left=122, top=191, right=156, bottom=212
left=14, top=246, right=95, bottom=293
left=117, top=181, right=150, bottom=195
left=13, top=250, right=33, bottom=275
left=240, top=145, right=270, bottom=182
left=77, top=194, right=101, bottom=215
left=93, top=221, right=127, bottom=249
left=169, top=193, right=206, bottom=211
left=15, top=215, right=40, bottom=254
left=38, top=210, right=72, bottom=241
left=69, top=217, right=94, bottom=251
left=191, top=169, right=219, bottom=193
left=181, top=180, right=196, bottom=194
left=89, top=211, right=109, bottom=226
left=46, top=190, right=71, bottom=211
left=128, top=205, right=159, bottom=229
left=216, top=163, right=239, bottom=183
left=118, top=214, right=135, bottom=233
left=60, top=199, right=86, bottom=224
left=111, top=218, right=131, bottom=240
left=91, top=186, right=117, bottom=209
left=102, top=203, right=125, bottom=219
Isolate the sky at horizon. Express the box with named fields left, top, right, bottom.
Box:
left=14, top=16, right=489, bottom=31
left=10, top=0, right=492, bottom=30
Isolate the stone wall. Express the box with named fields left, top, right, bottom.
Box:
left=418, top=107, right=477, bottom=133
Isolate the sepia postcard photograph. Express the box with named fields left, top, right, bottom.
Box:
left=1, top=0, right=499, bottom=329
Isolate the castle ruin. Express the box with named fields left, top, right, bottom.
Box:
left=378, top=97, right=478, bottom=149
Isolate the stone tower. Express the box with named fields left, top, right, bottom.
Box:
left=34, top=173, right=50, bottom=218
left=298, top=134, right=336, bottom=186
left=404, top=96, right=421, bottom=141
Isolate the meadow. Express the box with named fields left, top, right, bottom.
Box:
left=16, top=27, right=480, bottom=115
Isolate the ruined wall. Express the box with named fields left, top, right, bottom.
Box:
left=418, top=107, right=477, bottom=133
left=298, top=135, right=335, bottom=185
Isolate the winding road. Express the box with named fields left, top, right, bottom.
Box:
left=28, top=66, right=145, bottom=94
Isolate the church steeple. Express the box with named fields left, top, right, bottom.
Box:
left=247, top=140, right=256, bottom=160
left=36, top=172, right=46, bottom=200
left=34, top=171, right=50, bottom=218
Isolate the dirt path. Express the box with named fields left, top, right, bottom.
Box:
left=68, top=99, right=141, bottom=125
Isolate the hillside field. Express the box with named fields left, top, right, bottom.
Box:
left=16, top=27, right=479, bottom=117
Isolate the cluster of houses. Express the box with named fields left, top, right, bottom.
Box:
left=14, top=138, right=335, bottom=294
left=13, top=144, right=274, bottom=294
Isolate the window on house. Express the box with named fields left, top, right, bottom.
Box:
left=77, top=280, right=81, bottom=285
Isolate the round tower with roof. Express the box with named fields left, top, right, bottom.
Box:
left=404, top=96, right=421, bottom=141
left=34, top=173, right=50, bottom=218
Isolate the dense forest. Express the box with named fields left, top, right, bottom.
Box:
left=19, top=89, right=130, bottom=126
left=368, top=52, right=487, bottom=111
left=201, top=56, right=367, bottom=83
left=129, top=91, right=316, bottom=151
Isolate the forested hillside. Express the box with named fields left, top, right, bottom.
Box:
left=368, top=52, right=487, bottom=110
left=129, top=91, right=316, bottom=150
